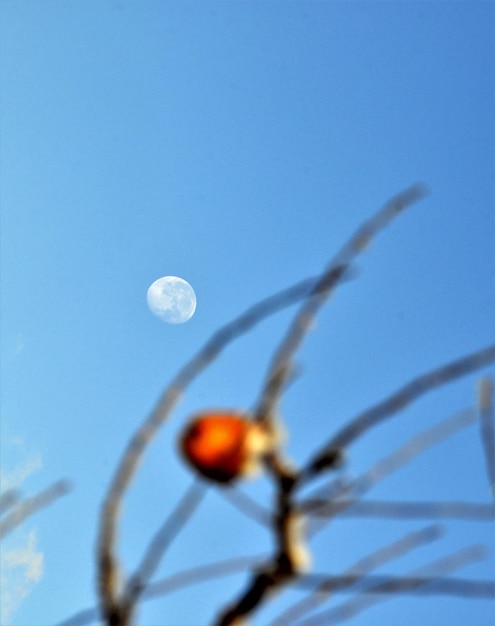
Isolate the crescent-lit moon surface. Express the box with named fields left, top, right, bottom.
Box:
left=146, top=276, right=197, bottom=324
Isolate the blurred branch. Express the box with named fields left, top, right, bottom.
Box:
left=0, top=480, right=71, bottom=539
left=144, top=553, right=267, bottom=600
left=339, top=407, right=477, bottom=497
left=266, top=367, right=494, bottom=626
left=96, top=258, right=357, bottom=623
left=0, top=488, right=20, bottom=516
left=122, top=480, right=206, bottom=610
left=58, top=555, right=268, bottom=626
left=57, top=607, right=100, bottom=626
left=97, top=185, right=406, bottom=622
left=95, top=183, right=494, bottom=626
left=295, top=575, right=495, bottom=598
left=254, top=183, right=428, bottom=427
left=303, top=345, right=495, bottom=484
left=269, top=524, right=444, bottom=626
left=214, top=470, right=307, bottom=626
left=213, top=184, right=429, bottom=626
left=304, top=499, right=495, bottom=521
left=302, top=407, right=478, bottom=535
left=96, top=267, right=354, bottom=622
left=221, top=486, right=272, bottom=527
left=293, top=544, right=490, bottom=626
left=477, top=377, right=495, bottom=498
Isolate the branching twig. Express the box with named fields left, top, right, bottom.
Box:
left=214, top=185, right=429, bottom=626
left=216, top=351, right=494, bottom=624
left=303, top=346, right=495, bottom=484
left=302, top=407, right=479, bottom=535
left=122, top=480, right=206, bottom=610
left=96, top=265, right=354, bottom=622
left=95, top=183, right=493, bottom=626
left=254, top=183, right=428, bottom=426
left=269, top=525, right=444, bottom=626
left=0, top=480, right=71, bottom=539
left=96, top=189, right=386, bottom=622
left=294, top=545, right=489, bottom=625
left=58, top=554, right=268, bottom=626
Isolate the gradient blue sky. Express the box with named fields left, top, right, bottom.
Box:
left=1, top=2, right=494, bottom=625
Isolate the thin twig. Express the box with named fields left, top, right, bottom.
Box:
left=214, top=185, right=429, bottom=626
left=0, top=480, right=71, bottom=539
left=144, top=554, right=267, bottom=600
left=96, top=265, right=353, bottom=621
left=477, top=377, right=495, bottom=498
left=294, top=545, right=489, bottom=625
left=295, top=574, right=495, bottom=597
left=303, top=346, right=495, bottom=484
left=302, top=407, right=479, bottom=535
left=95, top=184, right=493, bottom=626
left=254, top=183, right=428, bottom=426
left=57, top=555, right=268, bottom=626
left=303, top=499, right=495, bottom=521
left=342, top=408, right=477, bottom=497
left=220, top=486, right=272, bottom=527
left=268, top=525, right=444, bottom=626
left=0, top=489, right=20, bottom=516
left=122, top=480, right=206, bottom=609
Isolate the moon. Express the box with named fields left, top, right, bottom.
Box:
left=146, top=276, right=197, bottom=324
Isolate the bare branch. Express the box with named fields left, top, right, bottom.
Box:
left=94, top=183, right=492, bottom=626
left=56, top=608, right=100, bottom=626
left=213, top=185, right=429, bottom=626
left=0, top=480, right=71, bottom=539
left=145, top=554, right=267, bottom=600
left=269, top=525, right=444, bottom=626
left=214, top=472, right=307, bottom=626
left=123, top=480, right=206, bottom=609
left=301, top=407, right=479, bottom=534
left=294, top=545, right=489, bottom=625
left=295, top=574, right=495, bottom=598
left=96, top=266, right=355, bottom=620
left=477, top=377, right=495, bottom=498
left=57, top=555, right=268, bottom=626
left=220, top=486, right=272, bottom=527
left=303, top=345, right=495, bottom=483
left=96, top=266, right=354, bottom=620
left=304, top=499, right=495, bottom=521
left=341, top=407, right=477, bottom=497
left=0, top=489, right=20, bottom=516
left=254, top=184, right=428, bottom=426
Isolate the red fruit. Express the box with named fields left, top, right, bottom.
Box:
left=180, top=411, right=275, bottom=483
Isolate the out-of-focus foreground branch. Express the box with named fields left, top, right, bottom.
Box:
left=94, top=183, right=495, bottom=626
left=96, top=262, right=352, bottom=622
left=0, top=479, right=71, bottom=540
left=96, top=185, right=429, bottom=624
left=303, top=345, right=495, bottom=483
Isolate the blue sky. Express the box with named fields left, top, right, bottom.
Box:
left=1, top=1, right=494, bottom=625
